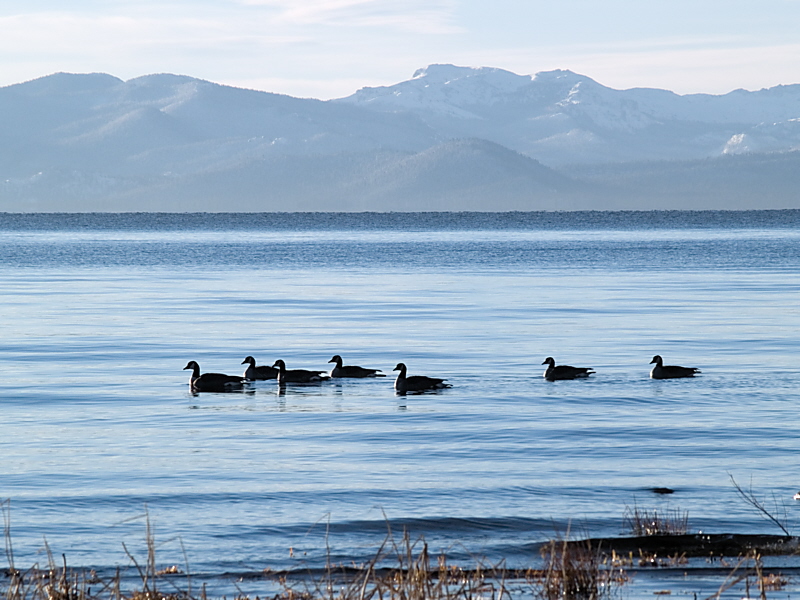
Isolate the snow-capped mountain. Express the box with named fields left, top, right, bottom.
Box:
left=1, top=65, right=799, bottom=211
left=338, top=64, right=800, bottom=165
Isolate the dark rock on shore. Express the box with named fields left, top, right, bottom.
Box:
left=568, top=533, right=800, bottom=558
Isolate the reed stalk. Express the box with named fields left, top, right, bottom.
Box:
left=623, top=504, right=688, bottom=537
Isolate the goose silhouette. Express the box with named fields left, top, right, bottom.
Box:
left=241, top=356, right=278, bottom=380
left=328, top=354, right=385, bottom=378
left=393, top=362, right=451, bottom=394
left=541, top=357, right=594, bottom=381
left=649, top=355, right=700, bottom=379
left=184, top=361, right=247, bottom=392
left=272, top=359, right=329, bottom=384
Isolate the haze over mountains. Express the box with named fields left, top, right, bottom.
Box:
left=2, top=64, right=799, bottom=211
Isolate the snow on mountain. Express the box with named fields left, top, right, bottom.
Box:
left=338, top=64, right=800, bottom=165
left=342, top=64, right=800, bottom=127
left=1, top=66, right=800, bottom=211
left=343, top=64, right=534, bottom=118
left=721, top=119, right=800, bottom=155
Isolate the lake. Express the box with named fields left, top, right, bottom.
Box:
left=2, top=210, right=800, bottom=598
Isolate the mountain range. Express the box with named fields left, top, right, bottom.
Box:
left=1, top=65, right=799, bottom=211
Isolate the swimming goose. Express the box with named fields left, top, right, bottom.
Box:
left=542, top=357, right=595, bottom=381
left=272, top=359, right=329, bottom=384
left=393, top=363, right=450, bottom=394
left=184, top=361, right=247, bottom=392
left=241, top=356, right=278, bottom=380
left=649, top=355, right=700, bottom=379
left=328, top=354, right=385, bottom=378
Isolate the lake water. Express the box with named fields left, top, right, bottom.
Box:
left=2, top=211, right=800, bottom=598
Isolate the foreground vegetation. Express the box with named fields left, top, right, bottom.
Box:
left=2, top=500, right=796, bottom=600
left=1, top=530, right=630, bottom=600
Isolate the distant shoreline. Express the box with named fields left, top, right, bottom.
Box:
left=1, top=209, right=799, bottom=230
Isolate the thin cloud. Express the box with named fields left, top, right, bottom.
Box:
left=0, top=12, right=308, bottom=54
left=236, top=0, right=462, bottom=33
left=1, top=3, right=798, bottom=99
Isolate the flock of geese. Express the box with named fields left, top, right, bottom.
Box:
left=184, top=355, right=450, bottom=394
left=183, top=354, right=701, bottom=394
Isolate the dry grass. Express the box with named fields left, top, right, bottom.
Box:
left=2, top=500, right=190, bottom=600
left=3, top=498, right=521, bottom=600
left=3, top=507, right=629, bottom=600
left=275, top=532, right=513, bottom=600
left=745, top=553, right=789, bottom=600
left=9, top=499, right=792, bottom=600
left=529, top=537, right=627, bottom=600
left=622, top=504, right=688, bottom=537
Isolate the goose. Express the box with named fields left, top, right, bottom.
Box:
left=649, top=355, right=700, bottom=379
left=328, top=354, right=385, bottom=378
left=272, top=359, right=329, bottom=384
left=241, top=356, right=278, bottom=380
left=393, top=363, right=450, bottom=394
left=184, top=361, right=247, bottom=392
left=542, top=357, right=595, bottom=381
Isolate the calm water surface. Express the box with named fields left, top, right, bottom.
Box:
left=2, top=211, right=800, bottom=598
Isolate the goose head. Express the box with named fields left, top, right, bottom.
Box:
left=328, top=355, right=343, bottom=366
left=242, top=356, right=256, bottom=366
left=183, top=361, right=201, bottom=379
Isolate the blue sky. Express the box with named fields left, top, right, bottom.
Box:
left=2, top=0, right=799, bottom=99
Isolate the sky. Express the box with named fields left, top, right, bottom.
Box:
left=2, top=0, right=800, bottom=100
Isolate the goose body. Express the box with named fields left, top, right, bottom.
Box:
left=649, top=355, right=700, bottom=379
left=241, top=356, right=278, bottom=380
left=393, top=362, right=450, bottom=394
left=542, top=357, right=595, bottom=381
left=272, top=359, right=329, bottom=384
left=184, top=361, right=247, bottom=392
left=328, top=354, right=385, bottom=378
